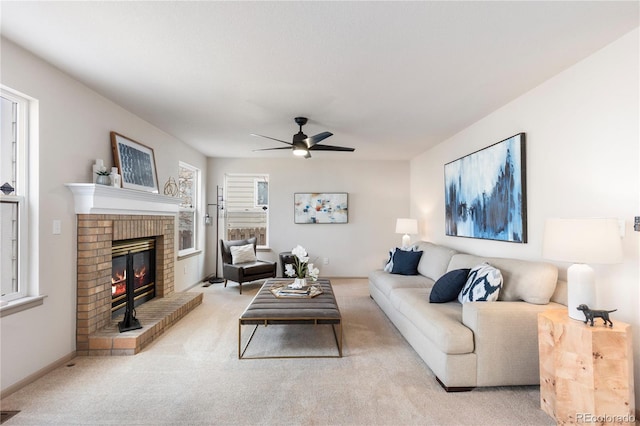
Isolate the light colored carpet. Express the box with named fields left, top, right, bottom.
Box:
left=1, top=278, right=554, bottom=425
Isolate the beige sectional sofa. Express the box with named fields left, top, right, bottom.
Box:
left=368, top=241, right=566, bottom=391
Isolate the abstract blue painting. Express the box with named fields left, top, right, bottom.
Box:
left=444, top=133, right=527, bottom=243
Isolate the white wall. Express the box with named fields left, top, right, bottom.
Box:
left=206, top=158, right=410, bottom=278
left=0, top=38, right=207, bottom=393
left=411, top=28, right=639, bottom=406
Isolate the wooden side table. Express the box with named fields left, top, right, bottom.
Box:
left=538, top=309, right=635, bottom=425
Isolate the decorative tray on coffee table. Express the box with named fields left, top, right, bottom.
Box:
left=270, top=283, right=323, bottom=298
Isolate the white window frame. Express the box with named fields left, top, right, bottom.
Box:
left=1, top=86, right=41, bottom=313
left=177, top=161, right=201, bottom=257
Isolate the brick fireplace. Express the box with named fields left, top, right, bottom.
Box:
left=67, top=184, right=202, bottom=355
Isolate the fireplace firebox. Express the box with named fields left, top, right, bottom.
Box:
left=112, top=238, right=156, bottom=331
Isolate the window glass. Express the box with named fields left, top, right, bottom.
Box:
left=224, top=174, right=269, bottom=247
left=178, top=162, right=199, bottom=254
left=0, top=88, right=29, bottom=303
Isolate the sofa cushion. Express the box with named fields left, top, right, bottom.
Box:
left=389, top=288, right=474, bottom=354
left=368, top=270, right=434, bottom=298
left=447, top=254, right=558, bottom=304
left=391, top=250, right=423, bottom=275
left=230, top=243, right=257, bottom=264
left=413, top=242, right=457, bottom=281
left=430, top=268, right=470, bottom=303
left=458, top=263, right=502, bottom=303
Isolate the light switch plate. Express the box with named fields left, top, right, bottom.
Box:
left=53, top=220, right=61, bottom=235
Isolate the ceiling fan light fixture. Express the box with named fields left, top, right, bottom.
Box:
left=293, top=147, right=308, bottom=156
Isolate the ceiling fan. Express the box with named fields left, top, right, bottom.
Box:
left=251, top=117, right=354, bottom=159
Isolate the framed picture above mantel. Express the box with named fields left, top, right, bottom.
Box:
left=111, top=132, right=159, bottom=193
left=444, top=133, right=527, bottom=243
left=294, top=192, right=348, bottom=224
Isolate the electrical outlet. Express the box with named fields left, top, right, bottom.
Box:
left=52, top=220, right=61, bottom=235
left=618, top=219, right=625, bottom=238
left=183, top=265, right=188, bottom=275
left=323, top=257, right=329, bottom=265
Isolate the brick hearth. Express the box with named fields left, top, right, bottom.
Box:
left=76, top=214, right=201, bottom=355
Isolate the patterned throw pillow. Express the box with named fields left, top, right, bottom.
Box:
left=230, top=243, right=257, bottom=264
left=458, top=263, right=503, bottom=303
left=384, top=246, right=419, bottom=272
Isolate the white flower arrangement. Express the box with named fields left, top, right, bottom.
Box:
left=285, top=245, right=319, bottom=281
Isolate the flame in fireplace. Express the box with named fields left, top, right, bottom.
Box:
left=134, top=265, right=147, bottom=286
left=112, top=269, right=126, bottom=296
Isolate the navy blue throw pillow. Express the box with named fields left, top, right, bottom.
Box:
left=390, top=250, right=423, bottom=275
left=429, top=268, right=471, bottom=303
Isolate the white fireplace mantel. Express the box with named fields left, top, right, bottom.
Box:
left=65, top=183, right=181, bottom=215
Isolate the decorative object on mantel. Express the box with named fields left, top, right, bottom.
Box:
left=284, top=245, right=319, bottom=289
left=542, top=217, right=623, bottom=320
left=109, top=167, right=121, bottom=188
left=110, top=131, right=159, bottom=193
left=92, top=158, right=107, bottom=183
left=163, top=177, right=178, bottom=196
left=95, top=169, right=112, bottom=186
left=444, top=133, right=527, bottom=243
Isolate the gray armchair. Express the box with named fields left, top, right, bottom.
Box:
left=220, top=237, right=277, bottom=294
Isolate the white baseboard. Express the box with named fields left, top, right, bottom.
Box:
left=1, top=351, right=76, bottom=399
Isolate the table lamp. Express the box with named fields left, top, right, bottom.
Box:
left=542, top=218, right=623, bottom=320
left=396, top=218, right=418, bottom=248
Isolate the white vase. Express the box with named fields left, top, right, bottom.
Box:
left=290, top=278, right=306, bottom=289
left=96, top=175, right=111, bottom=186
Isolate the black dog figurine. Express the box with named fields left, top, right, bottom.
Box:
left=576, top=304, right=616, bottom=327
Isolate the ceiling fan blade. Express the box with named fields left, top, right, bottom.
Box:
left=308, top=144, right=355, bottom=152
left=250, top=133, right=292, bottom=146
left=304, top=131, right=333, bottom=148
left=252, top=146, right=292, bottom=152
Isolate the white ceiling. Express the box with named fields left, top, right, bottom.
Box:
left=1, top=1, right=638, bottom=160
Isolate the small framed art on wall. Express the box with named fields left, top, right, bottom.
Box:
left=294, top=192, right=348, bottom=224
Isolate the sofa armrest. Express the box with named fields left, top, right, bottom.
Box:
left=462, top=301, right=565, bottom=386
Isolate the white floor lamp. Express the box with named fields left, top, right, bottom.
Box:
left=542, top=218, right=623, bottom=320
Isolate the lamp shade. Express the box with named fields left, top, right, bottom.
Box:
left=395, top=218, right=418, bottom=235
left=542, top=218, right=623, bottom=264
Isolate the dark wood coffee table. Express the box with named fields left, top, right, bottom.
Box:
left=238, top=278, right=342, bottom=359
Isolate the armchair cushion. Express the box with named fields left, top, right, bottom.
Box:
left=230, top=243, right=257, bottom=264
